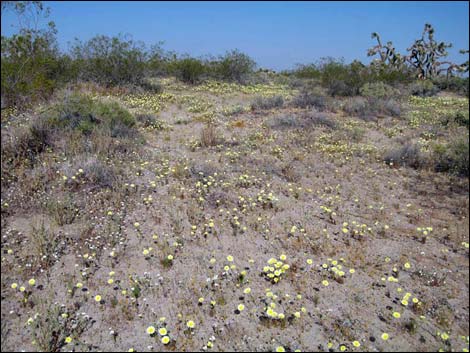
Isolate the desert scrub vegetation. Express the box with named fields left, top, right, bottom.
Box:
left=214, top=49, right=257, bottom=83
left=251, top=95, right=284, bottom=111
left=43, top=91, right=136, bottom=136
left=408, top=80, right=440, bottom=97
left=343, top=96, right=401, bottom=118
left=199, top=121, right=223, bottom=148
left=384, top=136, right=469, bottom=176
left=1, top=3, right=469, bottom=352
left=27, top=298, right=93, bottom=352
left=171, top=57, right=207, bottom=84
left=290, top=87, right=331, bottom=111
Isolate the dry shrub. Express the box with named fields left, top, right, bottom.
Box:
left=251, top=95, right=284, bottom=111
left=230, top=120, right=246, bottom=128
left=200, top=124, right=218, bottom=147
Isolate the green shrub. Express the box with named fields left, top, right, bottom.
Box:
left=138, top=79, right=163, bottom=93
left=171, top=57, right=206, bottom=84
left=216, top=49, right=256, bottom=83
left=453, top=111, right=469, bottom=128
left=433, top=138, right=469, bottom=176
left=1, top=26, right=64, bottom=107
left=69, top=35, right=147, bottom=86
left=292, top=64, right=321, bottom=79
left=359, top=82, right=400, bottom=99
left=409, top=80, right=439, bottom=97
left=44, top=92, right=136, bottom=136
left=320, top=59, right=368, bottom=96
left=432, top=76, right=469, bottom=96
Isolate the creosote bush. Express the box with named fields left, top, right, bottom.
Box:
left=70, top=34, right=147, bottom=86
left=172, top=58, right=207, bottom=84
left=215, top=49, right=256, bottom=83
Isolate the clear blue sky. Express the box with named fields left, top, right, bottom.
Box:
left=1, top=1, right=469, bottom=71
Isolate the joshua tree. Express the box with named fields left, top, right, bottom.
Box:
left=367, top=32, right=405, bottom=70
left=406, top=23, right=454, bottom=78
left=368, top=24, right=468, bottom=79
left=457, top=49, right=469, bottom=74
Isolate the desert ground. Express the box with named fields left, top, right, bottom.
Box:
left=1, top=76, right=469, bottom=352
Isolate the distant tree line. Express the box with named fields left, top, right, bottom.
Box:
left=1, top=1, right=469, bottom=108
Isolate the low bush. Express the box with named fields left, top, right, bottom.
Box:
left=409, top=80, right=440, bottom=97
left=291, top=88, right=330, bottom=111
left=267, top=112, right=336, bottom=130
left=44, top=91, right=136, bottom=136
left=343, top=96, right=401, bottom=118
left=432, top=76, right=469, bottom=96
left=1, top=117, right=53, bottom=166
left=359, top=82, right=400, bottom=99
left=383, top=143, right=426, bottom=169
left=342, top=97, right=368, bottom=117
left=267, top=115, right=300, bottom=129
left=304, top=112, right=338, bottom=129
left=200, top=123, right=219, bottom=147
left=433, top=138, right=469, bottom=176
left=82, top=157, right=118, bottom=188
left=251, top=95, right=284, bottom=111
left=138, top=79, right=163, bottom=93
left=136, top=114, right=165, bottom=130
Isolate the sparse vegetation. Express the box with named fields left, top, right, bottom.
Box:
left=1, top=3, right=468, bottom=353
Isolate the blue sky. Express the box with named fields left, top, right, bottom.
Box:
left=1, top=1, right=469, bottom=71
